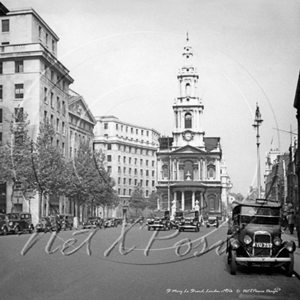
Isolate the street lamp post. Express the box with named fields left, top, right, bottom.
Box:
left=253, top=103, right=263, bottom=199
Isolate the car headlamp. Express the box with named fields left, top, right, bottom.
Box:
left=9, top=221, right=13, bottom=226
left=230, top=239, right=240, bottom=249
left=243, top=235, right=252, bottom=245
left=273, top=237, right=281, bottom=246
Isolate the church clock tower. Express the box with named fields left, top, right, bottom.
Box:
left=172, top=33, right=204, bottom=148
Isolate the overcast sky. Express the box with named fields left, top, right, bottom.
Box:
left=4, top=0, right=300, bottom=195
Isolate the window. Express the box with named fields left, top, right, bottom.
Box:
left=107, top=155, right=112, bottom=162
left=56, top=118, right=59, bottom=132
left=56, top=140, right=59, bottom=149
left=118, top=155, right=121, bottom=162
left=123, top=167, right=126, bottom=174
left=162, top=165, right=169, bottom=179
left=146, top=180, right=149, bottom=186
left=0, top=62, right=3, bottom=74
left=123, top=178, right=126, bottom=184
left=141, top=130, right=144, bottom=135
left=15, top=84, right=24, bottom=99
left=129, top=179, right=132, bottom=185
left=70, top=147, right=72, bottom=157
left=123, top=156, right=126, bottom=163
left=116, top=124, right=118, bottom=130
left=185, top=112, right=192, bottom=128
left=129, top=189, right=132, bottom=196
left=135, top=158, right=137, bottom=165
left=129, top=168, right=132, bottom=174
left=62, top=142, right=65, bottom=156
left=50, top=114, right=54, bottom=126
left=118, top=178, right=121, bottom=184
left=107, top=166, right=111, bottom=174
left=39, top=26, right=42, bottom=38
left=108, top=144, right=111, bottom=150
left=140, top=159, right=143, bottom=166
left=0, top=85, right=2, bottom=101
left=152, top=161, right=155, bottom=167
left=0, top=108, right=2, bottom=123
left=44, top=87, right=48, bottom=103
left=118, top=167, right=121, bottom=174
left=152, top=171, right=155, bottom=177
left=146, top=190, right=149, bottom=197
left=134, top=169, right=137, bottom=175
left=62, top=122, right=65, bottom=135
left=152, top=181, right=155, bottom=187
left=62, top=101, right=66, bottom=115
left=140, top=170, right=143, bottom=176
left=129, top=157, right=132, bottom=164
left=57, top=97, right=60, bottom=112
left=14, top=107, right=24, bottom=122
left=208, top=165, right=215, bottom=179
left=50, top=92, right=54, bottom=108
left=46, top=33, right=48, bottom=45
left=104, top=123, right=108, bottom=129
left=2, top=20, right=9, bottom=32
left=44, top=111, right=48, bottom=122
left=123, top=189, right=126, bottom=195
left=15, top=61, right=24, bottom=73
left=0, top=132, right=2, bottom=144
left=52, top=40, right=55, bottom=52
left=146, top=160, right=149, bottom=166
left=146, top=170, right=149, bottom=176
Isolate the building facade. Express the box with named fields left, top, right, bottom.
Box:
left=156, top=37, right=228, bottom=220
left=93, top=115, right=160, bottom=217
left=0, top=3, right=95, bottom=224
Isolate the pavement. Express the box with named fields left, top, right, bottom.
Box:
left=282, top=229, right=300, bottom=279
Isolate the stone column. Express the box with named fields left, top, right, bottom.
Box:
left=202, top=159, right=206, bottom=180
left=181, top=191, right=185, bottom=211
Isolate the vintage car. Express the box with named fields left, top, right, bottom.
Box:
left=206, top=216, right=219, bottom=228
left=0, top=213, right=9, bottom=235
left=82, top=217, right=102, bottom=229
left=59, top=214, right=73, bottom=230
left=178, top=211, right=200, bottom=232
left=226, top=199, right=296, bottom=276
left=103, top=218, right=118, bottom=228
left=147, top=210, right=171, bottom=231
left=6, top=213, right=34, bottom=234
left=35, top=216, right=61, bottom=233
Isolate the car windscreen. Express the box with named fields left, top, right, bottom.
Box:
left=7, top=214, right=19, bottom=219
left=241, top=206, right=280, bottom=217
left=240, top=215, right=280, bottom=225
left=152, top=212, right=166, bottom=218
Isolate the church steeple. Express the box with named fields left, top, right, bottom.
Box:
left=172, top=34, right=205, bottom=148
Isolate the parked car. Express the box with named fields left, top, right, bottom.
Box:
left=35, top=216, right=61, bottom=233
left=6, top=213, right=34, bottom=234
left=147, top=210, right=171, bottom=231
left=82, top=217, right=102, bottom=229
left=178, top=210, right=200, bottom=232
left=103, top=218, right=118, bottom=228
left=59, top=214, right=73, bottom=230
left=0, top=213, right=9, bottom=235
left=226, top=199, right=296, bottom=276
left=206, top=216, right=219, bottom=228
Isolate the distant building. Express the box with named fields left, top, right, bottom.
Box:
left=156, top=36, right=231, bottom=219
left=93, top=115, right=160, bottom=217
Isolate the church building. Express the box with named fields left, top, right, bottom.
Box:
left=156, top=36, right=225, bottom=219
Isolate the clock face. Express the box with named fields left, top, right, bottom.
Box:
left=183, top=131, right=193, bottom=141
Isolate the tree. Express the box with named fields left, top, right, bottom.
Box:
left=0, top=110, right=35, bottom=212
left=147, top=191, right=159, bottom=210
left=128, top=184, right=147, bottom=216
left=64, top=141, right=117, bottom=218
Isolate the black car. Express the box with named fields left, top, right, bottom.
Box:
left=0, top=213, right=9, bottom=235
left=147, top=210, right=171, bottom=231
left=6, top=213, right=34, bottom=234
left=227, top=199, right=295, bottom=276
left=177, top=211, right=201, bottom=232
left=35, top=216, right=61, bottom=233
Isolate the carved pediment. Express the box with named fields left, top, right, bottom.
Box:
left=69, top=96, right=96, bottom=124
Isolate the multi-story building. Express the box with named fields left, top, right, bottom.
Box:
left=93, top=115, right=160, bottom=217
left=0, top=3, right=95, bottom=224
left=156, top=36, right=229, bottom=220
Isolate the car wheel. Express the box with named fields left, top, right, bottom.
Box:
left=230, top=250, right=237, bottom=275
left=285, top=253, right=294, bottom=277
left=227, top=251, right=231, bottom=265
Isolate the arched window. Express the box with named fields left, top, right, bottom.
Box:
left=208, top=195, right=217, bottom=211
left=207, top=165, right=215, bottom=179
left=162, top=165, right=169, bottom=179
left=185, top=113, right=192, bottom=128
left=185, top=83, right=191, bottom=96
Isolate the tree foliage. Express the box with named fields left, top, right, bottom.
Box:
left=128, top=184, right=147, bottom=216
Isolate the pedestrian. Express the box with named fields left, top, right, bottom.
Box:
left=287, top=212, right=295, bottom=235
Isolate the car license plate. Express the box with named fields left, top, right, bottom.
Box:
left=253, top=242, right=272, bottom=248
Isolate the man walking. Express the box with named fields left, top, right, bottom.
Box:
left=287, top=212, right=295, bottom=235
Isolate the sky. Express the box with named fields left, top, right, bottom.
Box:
left=3, top=0, right=300, bottom=196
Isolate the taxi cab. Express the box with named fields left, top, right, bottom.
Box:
left=147, top=210, right=171, bottom=231
left=227, top=199, right=295, bottom=276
